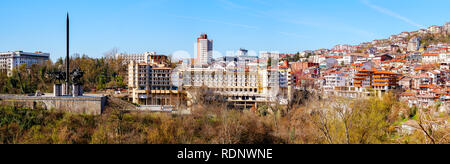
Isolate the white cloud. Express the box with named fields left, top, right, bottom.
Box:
left=361, top=0, right=424, bottom=28
left=278, top=31, right=308, bottom=39
left=175, top=15, right=259, bottom=30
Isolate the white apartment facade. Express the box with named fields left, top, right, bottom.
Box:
left=0, top=51, right=50, bottom=76
left=128, top=60, right=180, bottom=106
left=178, top=63, right=293, bottom=108
left=115, top=51, right=157, bottom=64
left=422, top=53, right=440, bottom=63
left=427, top=25, right=442, bottom=34
left=323, top=73, right=349, bottom=92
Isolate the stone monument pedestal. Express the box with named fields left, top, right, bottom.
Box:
left=72, top=84, right=83, bottom=97
left=53, top=84, right=62, bottom=97
left=62, top=83, right=71, bottom=96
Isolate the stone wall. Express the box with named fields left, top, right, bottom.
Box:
left=0, top=95, right=107, bottom=115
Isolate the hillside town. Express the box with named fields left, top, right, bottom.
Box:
left=111, top=22, right=450, bottom=113
left=1, top=22, right=449, bottom=113
left=0, top=10, right=448, bottom=144
left=286, top=22, right=450, bottom=112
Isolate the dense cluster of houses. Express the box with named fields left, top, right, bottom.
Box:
left=286, top=22, right=449, bottom=111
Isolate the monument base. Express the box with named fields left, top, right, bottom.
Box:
left=0, top=94, right=107, bottom=115
left=62, top=83, right=72, bottom=96
left=53, top=84, right=62, bottom=97
left=72, top=84, right=83, bottom=97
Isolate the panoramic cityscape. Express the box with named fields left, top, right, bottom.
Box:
left=0, top=0, right=448, bottom=146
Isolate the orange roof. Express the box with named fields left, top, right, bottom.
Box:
left=414, top=66, right=425, bottom=71
left=374, top=75, right=395, bottom=79
left=422, top=53, right=439, bottom=56
left=374, top=70, right=397, bottom=75
left=355, top=73, right=370, bottom=76
left=420, top=85, right=433, bottom=88
left=373, top=79, right=389, bottom=82
left=401, top=92, right=417, bottom=96
left=359, top=69, right=374, bottom=73
left=431, top=90, right=445, bottom=95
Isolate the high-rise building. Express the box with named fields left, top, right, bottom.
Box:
left=0, top=51, right=50, bottom=76
left=196, top=34, right=213, bottom=66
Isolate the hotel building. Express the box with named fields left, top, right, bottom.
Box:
left=0, top=51, right=50, bottom=76
left=178, top=62, right=293, bottom=109
left=127, top=56, right=181, bottom=107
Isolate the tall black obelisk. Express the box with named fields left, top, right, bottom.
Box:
left=65, top=13, right=70, bottom=95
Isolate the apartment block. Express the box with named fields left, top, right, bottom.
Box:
left=353, top=68, right=400, bottom=92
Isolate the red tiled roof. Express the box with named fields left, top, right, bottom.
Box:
left=401, top=92, right=417, bottom=96
left=374, top=70, right=397, bottom=75
left=422, top=53, right=439, bottom=56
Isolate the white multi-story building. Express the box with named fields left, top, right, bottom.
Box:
left=196, top=34, right=213, bottom=66
left=128, top=59, right=180, bottom=106
left=422, top=53, right=440, bottom=63
left=322, top=72, right=351, bottom=93
left=342, top=54, right=358, bottom=65
left=260, top=52, right=282, bottom=59
left=116, top=51, right=168, bottom=86
left=0, top=51, right=50, bottom=76
left=427, top=25, right=442, bottom=34
left=178, top=62, right=293, bottom=108
left=115, top=51, right=158, bottom=64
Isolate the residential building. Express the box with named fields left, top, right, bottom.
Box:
left=372, top=70, right=400, bottom=91
left=353, top=69, right=374, bottom=88
left=0, top=51, right=50, bottom=76
left=427, top=25, right=442, bottom=34
left=422, top=53, right=439, bottom=63
left=323, top=72, right=349, bottom=91
left=444, top=22, right=450, bottom=34
left=399, top=77, right=413, bottom=90
left=353, top=69, right=399, bottom=92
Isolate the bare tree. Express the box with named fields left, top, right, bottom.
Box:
left=104, top=47, right=119, bottom=59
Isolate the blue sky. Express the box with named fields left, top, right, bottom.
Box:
left=0, top=0, right=449, bottom=61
